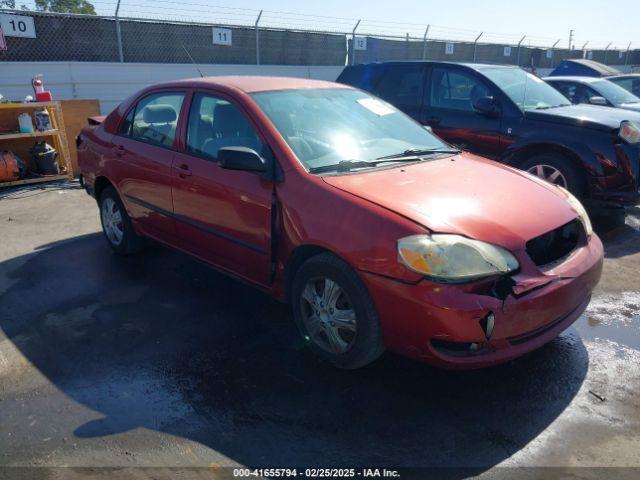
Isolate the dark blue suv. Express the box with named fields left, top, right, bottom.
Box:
left=338, top=61, right=640, bottom=207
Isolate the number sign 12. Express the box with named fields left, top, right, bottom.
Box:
left=213, top=27, right=232, bottom=46
left=354, top=37, right=367, bottom=51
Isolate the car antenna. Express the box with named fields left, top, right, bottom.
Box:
left=181, top=44, right=204, bottom=78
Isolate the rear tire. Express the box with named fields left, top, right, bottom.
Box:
left=520, top=153, right=584, bottom=197
left=291, top=253, right=384, bottom=369
left=99, top=186, right=144, bottom=255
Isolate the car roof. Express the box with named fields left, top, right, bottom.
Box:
left=349, top=61, right=520, bottom=71
left=608, top=73, right=640, bottom=79
left=147, top=76, right=350, bottom=93
left=559, top=59, right=621, bottom=76
left=543, top=76, right=607, bottom=83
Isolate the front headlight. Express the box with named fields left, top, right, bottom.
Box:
left=557, top=187, right=593, bottom=236
left=619, top=121, right=640, bottom=144
left=397, top=234, right=519, bottom=283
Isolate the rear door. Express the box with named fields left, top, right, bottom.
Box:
left=112, top=90, right=186, bottom=242
left=370, top=64, right=427, bottom=121
left=422, top=66, right=504, bottom=158
left=171, top=91, right=274, bottom=287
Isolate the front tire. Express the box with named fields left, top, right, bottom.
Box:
left=291, top=253, right=384, bottom=369
left=520, top=153, right=583, bottom=197
left=99, top=186, right=144, bottom=255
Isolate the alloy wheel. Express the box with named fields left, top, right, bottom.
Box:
left=527, top=164, right=568, bottom=188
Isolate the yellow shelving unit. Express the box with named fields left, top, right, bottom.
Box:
left=0, top=101, right=73, bottom=188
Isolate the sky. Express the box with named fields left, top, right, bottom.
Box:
left=15, top=0, right=637, bottom=49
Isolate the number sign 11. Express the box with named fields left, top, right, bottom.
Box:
left=213, top=27, right=232, bottom=46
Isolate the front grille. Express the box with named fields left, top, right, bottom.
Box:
left=526, top=219, right=582, bottom=266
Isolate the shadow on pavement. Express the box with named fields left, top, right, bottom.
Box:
left=0, top=233, right=590, bottom=476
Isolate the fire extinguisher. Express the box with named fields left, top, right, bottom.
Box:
left=32, top=75, right=53, bottom=102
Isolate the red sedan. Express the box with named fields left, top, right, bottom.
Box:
left=78, top=76, right=603, bottom=369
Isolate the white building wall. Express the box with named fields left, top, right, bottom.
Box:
left=0, top=62, right=345, bottom=114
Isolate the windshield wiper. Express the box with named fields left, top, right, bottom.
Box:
left=534, top=104, right=571, bottom=110
left=375, top=147, right=460, bottom=160
left=308, top=157, right=426, bottom=174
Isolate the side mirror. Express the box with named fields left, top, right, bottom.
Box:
left=588, top=96, right=607, bottom=106
left=473, top=96, right=500, bottom=117
left=218, top=147, right=267, bottom=173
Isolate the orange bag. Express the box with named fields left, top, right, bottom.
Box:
left=0, top=150, right=23, bottom=182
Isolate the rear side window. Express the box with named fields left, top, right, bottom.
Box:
left=186, top=93, right=263, bottom=161
left=122, top=92, right=185, bottom=147
left=430, top=68, right=491, bottom=112
left=551, top=82, right=578, bottom=103
left=374, top=65, right=425, bottom=108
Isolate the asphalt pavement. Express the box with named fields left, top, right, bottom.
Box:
left=0, top=182, right=639, bottom=480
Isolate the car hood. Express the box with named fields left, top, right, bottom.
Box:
left=524, top=103, right=640, bottom=130
left=322, top=153, right=578, bottom=251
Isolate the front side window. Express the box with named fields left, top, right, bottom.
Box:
left=481, top=67, right=570, bottom=111
left=186, top=93, right=263, bottom=161
left=251, top=88, right=449, bottom=172
left=576, top=84, right=604, bottom=104
left=125, top=92, right=185, bottom=147
left=430, top=68, right=491, bottom=112
left=374, top=65, right=425, bottom=108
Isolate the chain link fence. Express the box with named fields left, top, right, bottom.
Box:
left=1, top=9, right=639, bottom=67
left=350, top=35, right=636, bottom=68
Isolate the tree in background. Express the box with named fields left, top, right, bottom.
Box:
left=0, top=0, right=17, bottom=8
left=34, top=0, right=96, bottom=15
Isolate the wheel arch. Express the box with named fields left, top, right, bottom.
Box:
left=284, top=244, right=346, bottom=304
left=503, top=142, right=589, bottom=195
left=93, top=176, right=116, bottom=203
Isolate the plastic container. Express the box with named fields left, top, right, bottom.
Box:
left=30, top=142, right=58, bottom=175
left=18, top=113, right=34, bottom=133
left=34, top=109, right=52, bottom=132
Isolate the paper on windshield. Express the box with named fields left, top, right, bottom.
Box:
left=357, top=98, right=396, bottom=116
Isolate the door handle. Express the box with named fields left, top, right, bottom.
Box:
left=176, top=163, right=192, bottom=178
left=426, top=117, right=441, bottom=126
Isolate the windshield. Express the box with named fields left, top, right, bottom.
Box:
left=481, top=67, right=571, bottom=111
left=250, top=88, right=449, bottom=172
left=592, top=80, right=640, bottom=106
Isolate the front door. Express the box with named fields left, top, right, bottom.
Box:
left=112, top=90, right=186, bottom=242
left=423, top=66, right=504, bottom=158
left=171, top=91, right=273, bottom=287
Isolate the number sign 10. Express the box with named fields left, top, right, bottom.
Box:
left=0, top=14, right=37, bottom=38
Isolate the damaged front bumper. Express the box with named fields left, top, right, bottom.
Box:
left=591, top=143, right=640, bottom=207
left=361, top=233, right=604, bottom=369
